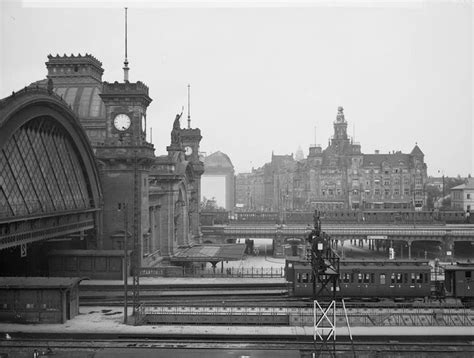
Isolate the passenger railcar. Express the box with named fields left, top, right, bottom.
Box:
left=444, top=263, right=474, bottom=301
left=287, top=259, right=431, bottom=299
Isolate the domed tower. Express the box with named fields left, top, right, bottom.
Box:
left=332, top=106, right=349, bottom=147
left=44, top=53, right=106, bottom=146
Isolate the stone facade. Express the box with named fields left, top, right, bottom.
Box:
left=38, top=54, right=203, bottom=266
left=236, top=107, right=427, bottom=211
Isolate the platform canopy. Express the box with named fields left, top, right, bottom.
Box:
left=0, top=277, right=81, bottom=289
left=171, top=244, right=245, bottom=263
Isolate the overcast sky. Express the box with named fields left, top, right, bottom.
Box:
left=1, top=0, right=472, bottom=177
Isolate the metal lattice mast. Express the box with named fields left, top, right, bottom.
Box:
left=308, top=210, right=354, bottom=357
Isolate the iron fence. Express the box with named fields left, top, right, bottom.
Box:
left=137, top=266, right=285, bottom=278
left=138, top=304, right=474, bottom=327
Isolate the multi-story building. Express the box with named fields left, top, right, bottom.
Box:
left=32, top=54, right=204, bottom=265
left=236, top=107, right=427, bottom=211
left=451, top=178, right=474, bottom=213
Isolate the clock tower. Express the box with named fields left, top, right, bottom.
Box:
left=180, top=85, right=204, bottom=240
left=96, top=81, right=154, bottom=267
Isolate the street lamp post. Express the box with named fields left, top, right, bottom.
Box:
left=120, top=203, right=129, bottom=324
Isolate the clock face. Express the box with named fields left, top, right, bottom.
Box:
left=113, top=114, right=131, bottom=131
left=185, top=146, right=193, bottom=156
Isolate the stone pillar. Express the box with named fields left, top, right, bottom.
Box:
left=407, top=241, right=412, bottom=259
left=159, top=187, right=177, bottom=260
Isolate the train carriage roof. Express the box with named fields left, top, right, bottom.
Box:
left=291, top=263, right=431, bottom=272
left=443, top=262, right=474, bottom=271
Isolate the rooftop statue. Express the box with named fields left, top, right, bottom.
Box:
left=336, top=106, right=345, bottom=122
left=171, top=109, right=183, bottom=145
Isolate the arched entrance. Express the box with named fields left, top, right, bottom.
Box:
left=0, top=87, right=102, bottom=275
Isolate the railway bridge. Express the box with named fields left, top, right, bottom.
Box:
left=201, top=224, right=474, bottom=260
left=0, top=86, right=102, bottom=274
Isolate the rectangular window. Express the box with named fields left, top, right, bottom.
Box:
left=371, top=273, right=375, bottom=284
left=404, top=188, right=410, bottom=195
left=396, top=273, right=403, bottom=284
left=390, top=273, right=396, bottom=285
left=411, top=273, right=416, bottom=284
left=403, top=273, right=408, bottom=284
left=350, top=273, right=354, bottom=283
left=358, top=273, right=363, bottom=283
left=466, top=271, right=472, bottom=279
left=364, top=273, right=371, bottom=283
left=417, top=273, right=423, bottom=284
left=385, top=189, right=390, bottom=196
left=467, top=194, right=471, bottom=199
left=380, top=273, right=386, bottom=285
left=394, top=189, right=399, bottom=196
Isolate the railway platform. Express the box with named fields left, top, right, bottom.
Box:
left=1, top=306, right=473, bottom=337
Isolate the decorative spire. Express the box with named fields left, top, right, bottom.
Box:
left=123, top=7, right=130, bottom=82
left=187, top=84, right=191, bottom=129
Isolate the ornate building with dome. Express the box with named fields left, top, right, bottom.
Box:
left=32, top=54, right=204, bottom=266
left=236, top=107, right=427, bottom=212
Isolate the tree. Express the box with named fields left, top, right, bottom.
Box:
left=200, top=196, right=225, bottom=211
left=425, top=185, right=442, bottom=210
left=439, top=176, right=466, bottom=211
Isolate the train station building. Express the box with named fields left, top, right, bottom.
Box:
left=0, top=54, right=205, bottom=276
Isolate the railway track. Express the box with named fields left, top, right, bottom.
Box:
left=80, top=285, right=468, bottom=310
left=1, top=336, right=473, bottom=357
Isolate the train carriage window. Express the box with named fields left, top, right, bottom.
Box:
left=350, top=273, right=354, bottom=283
left=371, top=273, right=375, bottom=284
left=411, top=273, right=416, bottom=284
left=358, top=273, right=363, bottom=283
left=380, top=273, right=386, bottom=285
left=396, top=273, right=403, bottom=284
left=403, top=273, right=408, bottom=284
left=342, top=273, right=350, bottom=283
left=364, top=273, right=370, bottom=283
left=297, top=273, right=302, bottom=283
left=466, top=271, right=472, bottom=279
left=417, top=273, right=423, bottom=284
left=391, top=273, right=396, bottom=285
left=302, top=273, right=309, bottom=283
left=424, top=273, right=429, bottom=283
